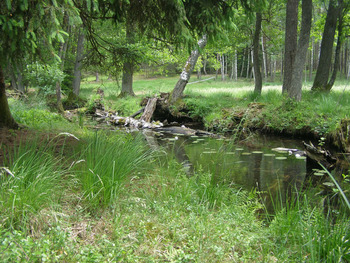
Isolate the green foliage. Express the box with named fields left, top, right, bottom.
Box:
left=0, top=227, right=123, bottom=262
left=75, top=132, right=152, bottom=210
left=24, top=63, right=65, bottom=96
left=0, top=0, right=77, bottom=66
left=10, top=99, right=67, bottom=129
left=268, top=192, right=350, bottom=262
left=0, top=138, right=67, bottom=230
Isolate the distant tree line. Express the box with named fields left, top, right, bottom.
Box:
left=1, top=0, right=350, bottom=128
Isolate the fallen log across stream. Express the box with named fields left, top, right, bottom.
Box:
left=92, top=96, right=218, bottom=137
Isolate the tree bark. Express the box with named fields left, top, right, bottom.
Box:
left=221, top=54, right=225, bottom=81
left=56, top=14, right=70, bottom=113
left=170, top=35, right=207, bottom=103
left=240, top=48, right=246, bottom=77
left=140, top=98, right=157, bottom=122
left=0, top=67, right=18, bottom=129
left=72, top=27, right=85, bottom=96
left=234, top=50, right=238, bottom=81
left=289, top=0, right=312, bottom=101
left=203, top=55, right=208, bottom=75
left=10, top=63, right=25, bottom=93
left=311, top=0, right=339, bottom=91
left=309, top=37, right=314, bottom=81
left=120, top=16, right=136, bottom=97
left=246, top=49, right=250, bottom=79
left=253, top=12, right=263, bottom=95
left=327, top=0, right=344, bottom=90
left=282, top=0, right=299, bottom=94
left=262, top=35, right=267, bottom=79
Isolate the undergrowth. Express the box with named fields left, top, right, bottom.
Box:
left=1, top=76, right=350, bottom=261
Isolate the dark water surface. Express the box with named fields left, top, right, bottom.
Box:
left=143, top=130, right=309, bottom=211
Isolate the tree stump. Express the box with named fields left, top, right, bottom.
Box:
left=140, top=98, right=157, bottom=122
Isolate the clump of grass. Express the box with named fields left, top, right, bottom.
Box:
left=0, top=138, right=67, bottom=231
left=267, top=190, right=350, bottom=262
left=75, top=132, right=153, bottom=210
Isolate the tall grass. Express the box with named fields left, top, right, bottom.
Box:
left=0, top=138, right=67, bottom=231
left=75, top=132, right=153, bottom=210
left=264, top=184, right=350, bottom=262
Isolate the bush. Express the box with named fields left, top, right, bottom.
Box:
left=24, top=62, right=65, bottom=96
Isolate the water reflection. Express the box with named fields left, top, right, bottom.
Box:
left=143, top=130, right=307, bottom=212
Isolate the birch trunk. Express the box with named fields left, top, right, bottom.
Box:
left=170, top=35, right=207, bottom=103
left=221, top=54, right=225, bottom=81
left=234, top=50, right=238, bottom=81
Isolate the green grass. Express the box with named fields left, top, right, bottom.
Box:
left=2, top=75, right=350, bottom=261
left=0, top=137, right=68, bottom=231
left=74, top=131, right=153, bottom=210
left=78, top=74, right=350, bottom=139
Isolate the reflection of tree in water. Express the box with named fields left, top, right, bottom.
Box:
left=259, top=155, right=306, bottom=213
left=142, top=131, right=307, bottom=213
left=143, top=131, right=194, bottom=174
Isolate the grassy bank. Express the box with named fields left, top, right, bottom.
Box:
left=1, top=93, right=350, bottom=261
left=80, top=75, right=350, bottom=145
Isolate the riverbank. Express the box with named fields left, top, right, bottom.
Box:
left=2, top=76, right=350, bottom=261
left=1, top=126, right=349, bottom=262
left=78, top=75, right=350, bottom=151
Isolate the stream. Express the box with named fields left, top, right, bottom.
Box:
left=141, top=129, right=345, bottom=213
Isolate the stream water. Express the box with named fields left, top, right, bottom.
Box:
left=142, top=129, right=314, bottom=212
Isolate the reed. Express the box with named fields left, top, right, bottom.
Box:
left=75, top=132, right=153, bottom=210
left=0, top=138, right=67, bottom=231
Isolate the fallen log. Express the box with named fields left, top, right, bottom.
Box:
left=130, top=107, right=145, bottom=118
left=155, top=125, right=218, bottom=137
left=303, top=141, right=337, bottom=170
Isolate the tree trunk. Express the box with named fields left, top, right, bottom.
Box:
left=246, top=49, right=250, bottom=79
left=120, top=16, right=136, bottom=97
left=170, top=35, right=207, bottom=103
left=282, top=0, right=299, bottom=94
left=221, top=54, right=225, bottom=81
left=262, top=35, right=268, bottom=79
left=10, top=63, right=25, bottom=93
left=240, top=48, right=245, bottom=77
left=120, top=61, right=135, bottom=97
left=140, top=98, right=157, bottom=122
left=309, top=37, right=314, bottom=81
left=234, top=50, right=238, bottom=81
left=289, top=0, right=312, bottom=101
left=250, top=50, right=255, bottom=80
left=203, top=55, right=208, bottom=75
left=56, top=14, right=70, bottom=113
left=327, top=0, right=344, bottom=90
left=311, top=0, right=339, bottom=91
left=72, top=27, right=85, bottom=96
left=0, top=67, right=18, bottom=129
left=253, top=12, right=263, bottom=94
